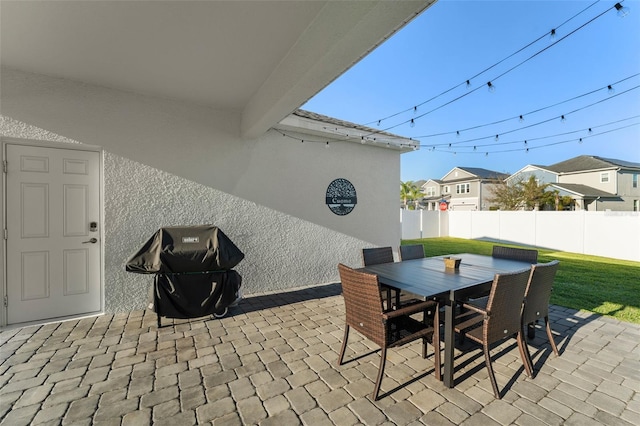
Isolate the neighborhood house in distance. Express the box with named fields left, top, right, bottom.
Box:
left=418, top=155, right=640, bottom=212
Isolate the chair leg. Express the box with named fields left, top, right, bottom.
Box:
left=433, top=307, right=441, bottom=381
left=545, top=316, right=560, bottom=356
left=483, top=344, right=500, bottom=399
left=521, top=324, right=535, bottom=376
left=373, top=347, right=387, bottom=401
left=527, top=322, right=536, bottom=340
left=517, top=331, right=533, bottom=378
left=337, top=325, right=350, bottom=366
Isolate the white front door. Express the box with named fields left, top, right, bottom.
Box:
left=5, top=143, right=102, bottom=324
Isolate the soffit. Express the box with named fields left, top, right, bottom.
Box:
left=0, top=0, right=435, bottom=138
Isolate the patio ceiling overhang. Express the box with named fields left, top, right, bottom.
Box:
left=0, top=0, right=436, bottom=139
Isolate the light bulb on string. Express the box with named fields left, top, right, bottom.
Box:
left=448, top=143, right=452, bottom=148
left=561, top=115, right=566, bottom=123
left=550, top=28, right=556, bottom=39
left=466, top=80, right=471, bottom=88
left=495, top=135, right=499, bottom=141
left=588, top=128, right=593, bottom=134
left=487, top=82, right=496, bottom=93
left=519, top=115, right=524, bottom=122
left=410, top=119, right=415, bottom=128
left=325, top=141, right=329, bottom=148
left=615, top=3, right=630, bottom=17
left=524, top=140, right=528, bottom=146
left=485, top=152, right=488, bottom=157
left=608, top=85, right=616, bottom=94
left=526, top=148, right=529, bottom=153
left=473, top=146, right=477, bottom=151
left=360, top=137, right=365, bottom=144
left=456, top=131, right=460, bottom=138
left=377, top=120, right=381, bottom=126
left=579, top=138, right=583, bottom=144
left=301, top=139, right=304, bottom=144
left=413, top=106, right=418, bottom=114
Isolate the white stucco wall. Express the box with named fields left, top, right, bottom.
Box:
left=1, top=69, right=403, bottom=318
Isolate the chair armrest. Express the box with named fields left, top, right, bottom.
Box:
left=383, top=299, right=437, bottom=320
left=459, top=302, right=488, bottom=316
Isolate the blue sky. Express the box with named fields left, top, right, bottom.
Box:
left=302, top=0, right=640, bottom=182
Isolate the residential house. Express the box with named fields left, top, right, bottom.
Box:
left=0, top=1, right=434, bottom=327
left=421, top=167, right=508, bottom=211
left=509, top=156, right=640, bottom=211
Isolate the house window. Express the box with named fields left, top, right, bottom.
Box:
left=426, top=186, right=436, bottom=197
left=633, top=174, right=638, bottom=188
left=444, top=186, right=450, bottom=194
left=634, top=200, right=639, bottom=212
left=456, top=183, right=470, bottom=194
left=600, top=172, right=609, bottom=183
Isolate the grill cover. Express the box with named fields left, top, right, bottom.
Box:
left=153, top=271, right=241, bottom=319
left=125, top=225, right=244, bottom=274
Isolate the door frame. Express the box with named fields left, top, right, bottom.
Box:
left=1, top=137, right=105, bottom=328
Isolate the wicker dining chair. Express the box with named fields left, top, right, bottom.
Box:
left=454, top=268, right=532, bottom=398
left=337, top=263, right=440, bottom=400
left=491, top=245, right=539, bottom=337
left=399, top=244, right=425, bottom=261
left=522, top=260, right=561, bottom=374
left=492, top=245, right=538, bottom=263
left=362, top=247, right=397, bottom=309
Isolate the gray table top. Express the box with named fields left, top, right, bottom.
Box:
left=360, top=253, right=532, bottom=300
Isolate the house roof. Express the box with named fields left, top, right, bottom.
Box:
left=0, top=0, right=435, bottom=139
left=452, top=167, right=509, bottom=180
left=546, top=155, right=640, bottom=173
left=550, top=183, right=615, bottom=198
left=276, top=109, right=418, bottom=152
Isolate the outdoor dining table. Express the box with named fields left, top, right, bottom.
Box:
left=360, top=253, right=533, bottom=388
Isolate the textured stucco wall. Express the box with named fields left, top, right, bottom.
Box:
left=0, top=118, right=368, bottom=315
left=1, top=69, right=401, bottom=247
left=1, top=69, right=403, bottom=320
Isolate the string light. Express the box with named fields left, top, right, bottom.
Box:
left=413, top=120, right=638, bottom=155
left=550, top=28, right=557, bottom=39
left=487, top=82, right=495, bottom=93
left=411, top=75, right=639, bottom=139
left=561, top=115, right=566, bottom=122
left=615, top=2, right=630, bottom=17
left=360, top=0, right=606, bottom=133
left=325, top=141, right=329, bottom=148
left=519, top=115, right=524, bottom=122
left=495, top=135, right=499, bottom=141
left=466, top=80, right=471, bottom=88
left=410, top=119, right=415, bottom=128
left=608, top=84, right=616, bottom=94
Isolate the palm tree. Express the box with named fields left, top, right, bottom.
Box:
left=400, top=181, right=424, bottom=209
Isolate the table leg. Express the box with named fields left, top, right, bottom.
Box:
left=443, top=299, right=455, bottom=388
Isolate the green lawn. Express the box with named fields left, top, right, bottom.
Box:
left=402, top=237, right=640, bottom=324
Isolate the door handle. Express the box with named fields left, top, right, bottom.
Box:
left=82, top=238, right=98, bottom=244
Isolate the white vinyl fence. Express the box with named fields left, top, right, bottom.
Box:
left=401, top=209, right=640, bottom=262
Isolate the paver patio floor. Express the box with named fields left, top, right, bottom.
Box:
left=1, top=283, right=639, bottom=425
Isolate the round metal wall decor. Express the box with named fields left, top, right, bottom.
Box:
left=326, top=178, right=357, bottom=216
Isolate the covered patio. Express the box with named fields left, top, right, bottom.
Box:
left=1, top=285, right=638, bottom=425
